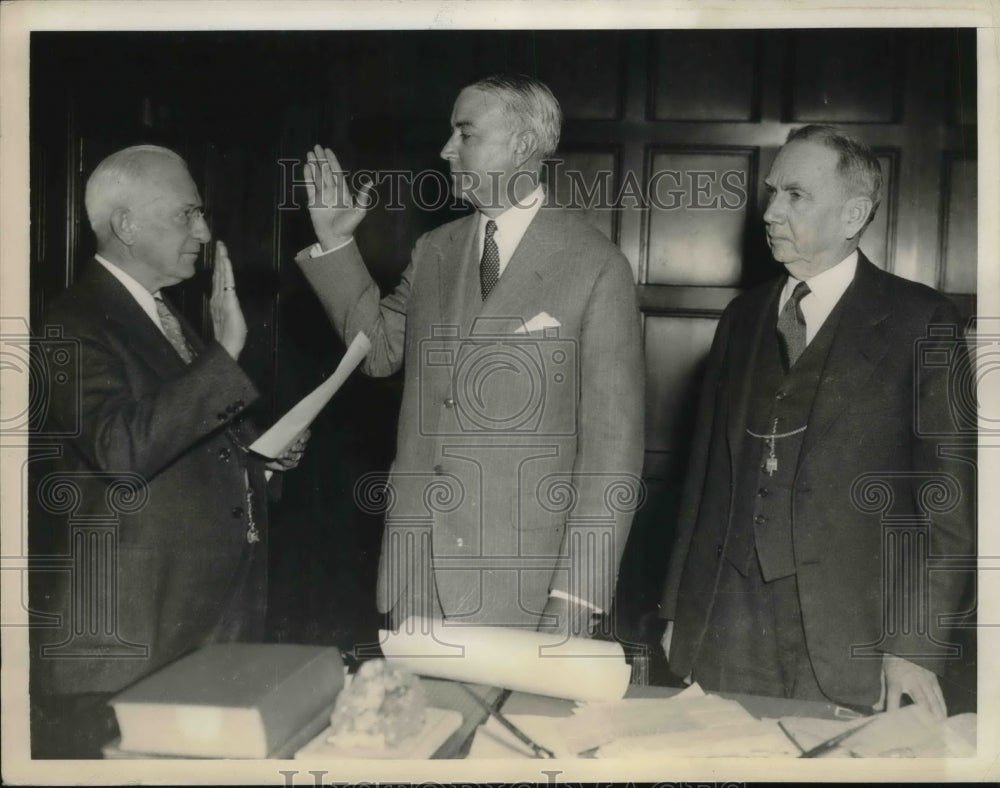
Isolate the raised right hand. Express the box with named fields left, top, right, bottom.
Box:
left=210, top=240, right=247, bottom=360
left=305, top=145, right=374, bottom=251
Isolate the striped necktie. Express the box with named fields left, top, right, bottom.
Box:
left=776, top=280, right=811, bottom=370
left=154, top=296, right=194, bottom=363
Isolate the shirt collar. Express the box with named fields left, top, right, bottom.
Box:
left=781, top=249, right=858, bottom=312
left=93, top=254, right=165, bottom=332
left=478, top=184, right=545, bottom=269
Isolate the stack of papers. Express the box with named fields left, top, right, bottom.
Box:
left=779, top=706, right=977, bottom=757
left=468, top=683, right=798, bottom=759
left=466, top=682, right=978, bottom=759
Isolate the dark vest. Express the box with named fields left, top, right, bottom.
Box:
left=725, top=285, right=851, bottom=581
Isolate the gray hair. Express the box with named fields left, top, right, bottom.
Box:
left=786, top=124, right=883, bottom=229
left=84, top=145, right=188, bottom=241
left=466, top=74, right=562, bottom=159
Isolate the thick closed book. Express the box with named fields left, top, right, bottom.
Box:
left=110, top=643, right=344, bottom=758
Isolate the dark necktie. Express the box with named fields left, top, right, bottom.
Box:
left=479, top=219, right=500, bottom=300
left=154, top=296, right=194, bottom=363
left=776, top=280, right=811, bottom=370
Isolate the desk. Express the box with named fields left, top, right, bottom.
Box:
left=501, top=684, right=864, bottom=722
left=427, top=682, right=863, bottom=758
left=103, top=681, right=859, bottom=759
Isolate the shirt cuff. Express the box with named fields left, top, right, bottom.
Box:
left=308, top=238, right=354, bottom=258
left=548, top=589, right=603, bottom=614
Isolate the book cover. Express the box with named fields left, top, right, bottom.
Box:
left=110, top=643, right=344, bottom=758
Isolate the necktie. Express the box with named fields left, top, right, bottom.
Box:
left=776, top=280, right=811, bottom=370
left=479, top=219, right=500, bottom=300
left=154, top=296, right=194, bottom=363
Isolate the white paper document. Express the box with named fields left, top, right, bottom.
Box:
left=380, top=618, right=632, bottom=702
left=779, top=706, right=977, bottom=758
left=249, top=332, right=371, bottom=458
left=562, top=687, right=755, bottom=753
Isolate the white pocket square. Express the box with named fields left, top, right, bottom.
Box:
left=514, top=312, right=562, bottom=334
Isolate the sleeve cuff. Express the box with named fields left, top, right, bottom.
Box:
left=308, top=238, right=354, bottom=258
left=549, top=589, right=603, bottom=614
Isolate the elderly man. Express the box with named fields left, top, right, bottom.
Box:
left=29, top=145, right=305, bottom=757
left=298, top=74, right=644, bottom=636
left=660, top=125, right=975, bottom=717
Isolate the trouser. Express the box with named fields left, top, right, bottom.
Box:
left=694, top=550, right=827, bottom=701
left=31, top=692, right=119, bottom=759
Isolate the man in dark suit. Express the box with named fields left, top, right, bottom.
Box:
left=29, top=145, right=306, bottom=757
left=298, top=75, right=644, bottom=637
left=660, top=126, right=975, bottom=716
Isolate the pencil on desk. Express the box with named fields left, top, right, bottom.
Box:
left=798, top=718, right=876, bottom=758
left=460, top=684, right=555, bottom=759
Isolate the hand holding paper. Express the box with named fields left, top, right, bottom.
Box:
left=264, top=428, right=310, bottom=471
left=250, top=332, right=371, bottom=459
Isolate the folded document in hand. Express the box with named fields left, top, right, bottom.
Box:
left=250, top=332, right=371, bottom=458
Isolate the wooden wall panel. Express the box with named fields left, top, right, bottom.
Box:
left=645, top=149, right=754, bottom=286
left=941, top=155, right=977, bottom=294
left=858, top=151, right=897, bottom=270
left=649, top=31, right=759, bottom=121
left=546, top=149, right=618, bottom=241
left=534, top=31, right=624, bottom=120
left=788, top=30, right=901, bottom=123
left=643, top=315, right=719, bottom=463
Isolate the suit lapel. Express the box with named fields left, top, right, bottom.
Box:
left=437, top=214, right=479, bottom=327
left=478, top=206, right=563, bottom=317
left=82, top=261, right=194, bottom=378
left=727, top=280, right=783, bottom=454
left=799, top=253, right=891, bottom=462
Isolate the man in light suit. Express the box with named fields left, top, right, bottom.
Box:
left=29, top=145, right=306, bottom=757
left=660, top=126, right=975, bottom=716
left=298, top=75, right=644, bottom=636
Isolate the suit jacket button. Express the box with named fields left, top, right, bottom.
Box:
left=716, top=545, right=723, bottom=557
left=754, top=514, right=766, bottom=525
left=231, top=506, right=244, bottom=518
left=219, top=447, right=231, bottom=461
left=433, top=464, right=445, bottom=475
left=757, top=487, right=768, bottom=497
left=443, top=397, right=455, bottom=408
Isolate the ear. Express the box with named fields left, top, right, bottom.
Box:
left=110, top=207, right=136, bottom=246
left=842, top=195, right=873, bottom=237
left=511, top=128, right=539, bottom=168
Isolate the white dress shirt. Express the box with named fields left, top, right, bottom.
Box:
left=309, top=185, right=546, bottom=279
left=476, top=184, right=545, bottom=278
left=778, top=250, right=858, bottom=345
